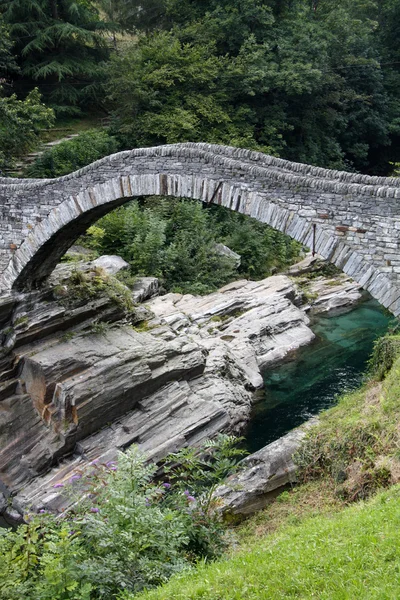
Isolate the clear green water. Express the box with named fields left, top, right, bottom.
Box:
left=245, top=299, right=394, bottom=453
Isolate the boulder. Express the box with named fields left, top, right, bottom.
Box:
left=91, top=255, right=129, bottom=275
left=214, top=243, right=241, bottom=268
left=215, top=424, right=314, bottom=519
left=305, top=276, right=363, bottom=314
left=285, top=253, right=323, bottom=276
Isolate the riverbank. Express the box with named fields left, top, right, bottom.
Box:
left=5, top=256, right=400, bottom=600
left=136, top=486, right=400, bottom=600
left=135, top=336, right=400, bottom=599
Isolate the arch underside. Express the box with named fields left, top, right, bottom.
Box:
left=3, top=171, right=400, bottom=316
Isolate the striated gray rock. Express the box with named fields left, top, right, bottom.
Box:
left=0, top=258, right=363, bottom=522
left=131, top=277, right=160, bottom=303
left=215, top=424, right=314, bottom=519
left=285, top=253, right=322, bottom=276
left=305, top=276, right=363, bottom=314
left=146, top=275, right=314, bottom=374
left=3, top=328, right=205, bottom=489
left=13, top=379, right=233, bottom=516
left=286, top=253, right=363, bottom=314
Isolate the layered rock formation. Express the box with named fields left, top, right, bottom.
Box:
left=0, top=256, right=362, bottom=523
left=215, top=420, right=317, bottom=520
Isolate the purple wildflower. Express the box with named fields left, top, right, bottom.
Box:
left=145, top=498, right=151, bottom=507
left=162, top=482, right=171, bottom=489
left=53, top=483, right=64, bottom=489
left=184, top=490, right=190, bottom=496
left=70, top=474, right=82, bottom=482
left=106, top=461, right=116, bottom=467
left=39, top=509, right=46, bottom=514
left=90, top=507, right=99, bottom=513
left=187, top=495, right=196, bottom=502
left=110, top=466, right=118, bottom=471
left=90, top=459, right=99, bottom=466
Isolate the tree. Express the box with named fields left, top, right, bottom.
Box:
left=0, top=0, right=110, bottom=113
left=0, top=15, right=53, bottom=170
left=106, top=32, right=267, bottom=151
left=0, top=16, right=17, bottom=77
left=0, top=86, right=54, bottom=169
left=106, top=0, right=398, bottom=174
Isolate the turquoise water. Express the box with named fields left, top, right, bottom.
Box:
left=245, top=300, right=394, bottom=453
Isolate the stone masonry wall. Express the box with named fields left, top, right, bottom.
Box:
left=1, top=143, right=400, bottom=314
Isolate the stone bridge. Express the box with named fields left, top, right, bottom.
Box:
left=1, top=142, right=400, bottom=313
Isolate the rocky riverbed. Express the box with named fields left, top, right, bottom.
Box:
left=0, top=254, right=362, bottom=524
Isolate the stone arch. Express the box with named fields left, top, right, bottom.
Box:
left=1, top=172, right=360, bottom=298
left=1, top=143, right=400, bottom=315
left=5, top=173, right=308, bottom=290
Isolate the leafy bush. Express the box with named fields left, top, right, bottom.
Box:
left=26, top=129, right=119, bottom=178
left=0, top=87, right=54, bottom=169
left=0, top=436, right=244, bottom=599
left=367, top=333, right=400, bottom=381
left=81, top=198, right=301, bottom=295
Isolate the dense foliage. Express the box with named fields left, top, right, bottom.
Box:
left=0, top=14, right=17, bottom=75
left=0, top=86, right=54, bottom=170
left=82, top=198, right=300, bottom=294
left=0, top=436, right=244, bottom=599
left=106, top=0, right=400, bottom=174
left=0, top=14, right=54, bottom=169
left=0, top=0, right=110, bottom=114
left=26, top=129, right=118, bottom=177
left=1, top=0, right=399, bottom=173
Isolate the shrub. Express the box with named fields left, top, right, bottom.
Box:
left=54, top=266, right=135, bottom=316
left=367, top=333, right=400, bottom=381
left=80, top=198, right=301, bottom=295
left=26, top=129, right=119, bottom=178
left=0, top=436, right=244, bottom=599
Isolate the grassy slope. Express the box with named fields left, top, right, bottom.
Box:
left=135, top=349, right=400, bottom=600
left=137, top=485, right=400, bottom=599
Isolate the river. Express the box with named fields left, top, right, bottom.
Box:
left=245, top=299, right=394, bottom=453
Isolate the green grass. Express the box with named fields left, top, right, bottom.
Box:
left=135, top=485, right=400, bottom=599
left=235, top=479, right=344, bottom=546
